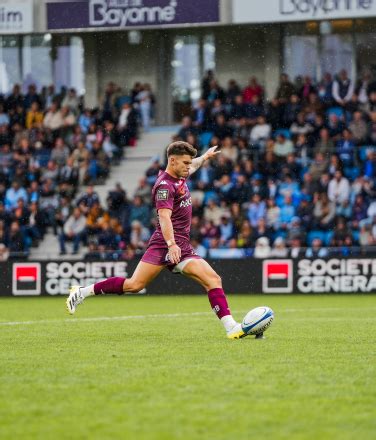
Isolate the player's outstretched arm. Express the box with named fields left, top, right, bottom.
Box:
left=189, top=146, right=221, bottom=176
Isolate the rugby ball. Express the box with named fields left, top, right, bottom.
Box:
left=241, top=306, right=274, bottom=335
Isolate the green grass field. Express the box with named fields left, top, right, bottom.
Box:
left=0, top=294, right=375, bottom=440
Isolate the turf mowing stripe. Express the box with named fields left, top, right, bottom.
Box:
left=0, top=311, right=217, bottom=326
left=0, top=306, right=375, bottom=326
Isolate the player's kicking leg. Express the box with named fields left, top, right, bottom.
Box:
left=180, top=258, right=246, bottom=339
left=66, top=261, right=163, bottom=314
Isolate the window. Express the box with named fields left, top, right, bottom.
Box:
left=284, top=35, right=319, bottom=80
left=0, top=36, right=21, bottom=94
left=321, top=34, right=354, bottom=79
left=22, top=35, right=53, bottom=92
left=172, top=34, right=216, bottom=103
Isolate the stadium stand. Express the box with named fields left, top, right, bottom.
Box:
left=0, top=81, right=159, bottom=259
left=0, top=72, right=375, bottom=260
left=164, top=70, right=375, bottom=258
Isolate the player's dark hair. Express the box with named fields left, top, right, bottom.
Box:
left=167, top=141, right=197, bottom=158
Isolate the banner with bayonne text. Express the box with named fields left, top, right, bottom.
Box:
left=47, top=0, right=219, bottom=31
left=233, top=0, right=376, bottom=24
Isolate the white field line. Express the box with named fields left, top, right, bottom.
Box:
left=0, top=307, right=375, bottom=327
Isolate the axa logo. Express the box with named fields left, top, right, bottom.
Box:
left=12, top=263, right=41, bottom=296
left=180, top=197, right=192, bottom=208
left=262, top=260, right=293, bottom=293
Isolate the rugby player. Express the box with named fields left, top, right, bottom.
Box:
left=66, top=141, right=247, bottom=339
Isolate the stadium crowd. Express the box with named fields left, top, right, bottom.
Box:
left=0, top=81, right=156, bottom=259
left=140, top=69, right=375, bottom=259
left=0, top=71, right=375, bottom=261
left=169, top=69, right=376, bottom=258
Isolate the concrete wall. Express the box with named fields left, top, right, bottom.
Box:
left=96, top=31, right=159, bottom=96
left=83, top=25, right=281, bottom=121
left=84, top=30, right=173, bottom=123
left=214, top=25, right=281, bottom=99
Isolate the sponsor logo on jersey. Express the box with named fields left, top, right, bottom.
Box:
left=180, top=197, right=192, bottom=208
left=157, top=189, right=169, bottom=201
left=158, top=180, right=168, bottom=185
left=262, top=260, right=293, bottom=293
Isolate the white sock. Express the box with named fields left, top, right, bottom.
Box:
left=80, top=284, right=95, bottom=298
left=221, top=315, right=238, bottom=332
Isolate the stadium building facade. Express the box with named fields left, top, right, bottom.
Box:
left=2, top=0, right=376, bottom=122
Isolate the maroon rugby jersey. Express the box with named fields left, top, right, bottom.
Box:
left=150, top=170, right=192, bottom=244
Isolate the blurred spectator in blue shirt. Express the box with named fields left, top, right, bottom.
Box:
left=78, top=109, right=92, bottom=133
left=5, top=181, right=28, bottom=211
left=247, top=194, right=266, bottom=227
left=305, top=238, right=328, bottom=258
left=129, top=196, right=150, bottom=227
left=336, top=129, right=355, bottom=166
left=279, top=194, right=296, bottom=228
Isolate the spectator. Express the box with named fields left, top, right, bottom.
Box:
left=191, top=238, right=207, bottom=258
left=305, top=238, right=328, bottom=258
left=204, top=199, right=226, bottom=226
left=130, top=220, right=151, bottom=251
left=313, top=192, right=336, bottom=230
left=5, top=181, right=28, bottom=211
left=97, top=221, right=119, bottom=250
left=43, top=102, right=63, bottom=132
left=351, top=194, right=368, bottom=229
left=364, top=150, right=376, bottom=178
left=25, top=102, right=43, bottom=129
left=243, top=77, right=263, bottom=104
left=247, top=194, right=266, bottom=228
left=314, top=128, right=335, bottom=158
left=328, top=170, right=350, bottom=205
left=279, top=194, right=296, bottom=229
left=270, top=237, right=288, bottom=257
left=284, top=94, right=301, bottom=127
left=299, top=76, right=316, bottom=102
left=218, top=214, right=235, bottom=247
left=332, top=69, right=354, bottom=107
left=8, top=221, right=25, bottom=255
left=250, top=116, right=271, bottom=150
left=289, top=237, right=304, bottom=258
left=254, top=236, right=271, bottom=258
left=212, top=114, right=233, bottom=140
left=317, top=72, right=333, bottom=105
left=51, top=137, right=70, bottom=167
left=309, top=152, right=329, bottom=182
left=274, top=134, right=294, bottom=159
left=129, top=196, right=150, bottom=227
left=349, top=111, right=368, bottom=145
left=117, top=102, right=138, bottom=146
left=336, top=129, right=355, bottom=167
left=0, top=243, right=9, bottom=261
left=59, top=207, right=86, bottom=254
left=192, top=98, right=210, bottom=131
left=331, top=217, right=353, bottom=246
left=136, top=83, right=153, bottom=130
left=290, top=112, right=313, bottom=137
left=61, top=88, right=79, bottom=114
left=276, top=74, right=296, bottom=103
left=327, top=114, right=345, bottom=140
left=55, top=196, right=72, bottom=235
left=107, top=183, right=129, bottom=217
left=145, top=159, right=162, bottom=186
left=86, top=141, right=110, bottom=183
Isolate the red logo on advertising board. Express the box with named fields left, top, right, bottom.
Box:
left=262, top=260, right=293, bottom=293
left=12, top=263, right=41, bottom=296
